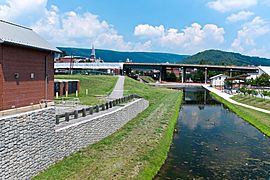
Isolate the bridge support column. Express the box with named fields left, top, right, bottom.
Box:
left=204, top=68, right=208, bottom=84
left=229, top=69, right=232, bottom=77
left=160, top=67, right=167, bottom=82
left=124, top=68, right=131, bottom=76
left=204, top=90, right=207, bottom=104
left=181, top=67, right=186, bottom=83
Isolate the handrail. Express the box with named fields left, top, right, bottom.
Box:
left=55, top=94, right=141, bottom=124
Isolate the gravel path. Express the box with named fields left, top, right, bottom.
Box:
left=56, top=76, right=125, bottom=115
left=107, top=76, right=125, bottom=100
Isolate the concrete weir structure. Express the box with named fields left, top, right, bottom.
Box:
left=0, top=98, right=149, bottom=179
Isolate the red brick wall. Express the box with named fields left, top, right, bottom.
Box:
left=0, top=44, right=54, bottom=111
left=0, top=45, right=3, bottom=109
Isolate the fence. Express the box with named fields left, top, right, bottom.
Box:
left=55, top=94, right=141, bottom=124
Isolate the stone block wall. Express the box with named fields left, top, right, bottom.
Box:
left=0, top=107, right=56, bottom=179
left=0, top=98, right=149, bottom=179
left=55, top=99, right=149, bottom=160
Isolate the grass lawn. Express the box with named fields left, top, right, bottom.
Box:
left=140, top=76, right=156, bottom=83
left=232, top=94, right=270, bottom=111
left=211, top=93, right=270, bottom=137
left=55, top=75, right=118, bottom=106
left=34, top=77, right=183, bottom=180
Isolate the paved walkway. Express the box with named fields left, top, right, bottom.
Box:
left=107, top=76, right=125, bottom=100
left=203, top=85, right=270, bottom=114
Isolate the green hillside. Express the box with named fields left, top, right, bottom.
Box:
left=57, top=47, right=189, bottom=63
left=182, top=49, right=270, bottom=66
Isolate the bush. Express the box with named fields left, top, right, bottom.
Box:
left=240, top=87, right=247, bottom=95
left=251, top=90, right=258, bottom=97
left=268, top=91, right=270, bottom=98
left=166, top=72, right=177, bottom=82
left=262, top=90, right=269, bottom=99
left=247, top=89, right=252, bottom=96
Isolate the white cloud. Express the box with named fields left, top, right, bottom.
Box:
left=134, top=24, right=164, bottom=37
left=0, top=1, right=143, bottom=51
left=226, top=11, right=254, bottom=23
left=32, top=6, right=134, bottom=50
left=0, top=0, right=47, bottom=21
left=134, top=23, right=225, bottom=54
left=231, top=16, right=270, bottom=55
left=249, top=48, right=270, bottom=58
left=207, top=0, right=257, bottom=12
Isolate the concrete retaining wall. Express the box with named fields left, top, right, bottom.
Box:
left=0, top=108, right=56, bottom=178
left=0, top=98, right=149, bottom=179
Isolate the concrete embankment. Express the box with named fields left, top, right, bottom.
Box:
left=150, top=83, right=205, bottom=89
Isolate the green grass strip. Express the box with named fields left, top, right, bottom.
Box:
left=231, top=94, right=270, bottom=111
left=55, top=75, right=118, bottom=106
left=137, top=89, right=182, bottom=179
left=34, top=77, right=183, bottom=180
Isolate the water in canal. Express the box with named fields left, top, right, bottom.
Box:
left=155, top=88, right=270, bottom=179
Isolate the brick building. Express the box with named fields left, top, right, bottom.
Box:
left=0, top=20, right=60, bottom=111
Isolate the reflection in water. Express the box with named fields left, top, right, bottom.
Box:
left=155, top=88, right=270, bottom=180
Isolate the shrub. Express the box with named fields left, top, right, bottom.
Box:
left=251, top=90, right=258, bottom=97
left=262, top=90, right=269, bottom=99
left=247, top=89, right=252, bottom=96
left=240, top=87, right=247, bottom=95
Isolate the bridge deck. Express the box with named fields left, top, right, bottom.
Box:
left=123, top=62, right=258, bottom=72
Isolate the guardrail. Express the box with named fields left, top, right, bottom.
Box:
left=55, top=94, right=141, bottom=124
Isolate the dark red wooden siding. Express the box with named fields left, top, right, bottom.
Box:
left=0, top=44, right=54, bottom=111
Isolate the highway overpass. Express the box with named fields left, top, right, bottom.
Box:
left=123, top=63, right=259, bottom=83
left=54, top=62, right=259, bottom=83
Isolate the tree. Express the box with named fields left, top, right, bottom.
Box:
left=247, top=89, right=252, bottom=96
left=240, top=87, right=247, bottom=95
left=251, top=90, right=258, bottom=97
left=166, top=72, right=177, bottom=82
left=192, top=69, right=205, bottom=82
left=262, top=90, right=269, bottom=100
left=246, top=78, right=257, bottom=86
left=256, top=74, right=270, bottom=87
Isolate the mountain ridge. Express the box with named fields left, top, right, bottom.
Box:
left=57, top=47, right=189, bottom=64
left=181, top=49, right=270, bottom=66
left=57, top=47, right=270, bottom=66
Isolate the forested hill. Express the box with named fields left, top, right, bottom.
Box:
left=58, top=47, right=189, bottom=63
left=181, top=50, right=270, bottom=66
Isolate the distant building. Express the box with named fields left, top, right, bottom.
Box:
left=54, top=62, right=123, bottom=75
left=258, top=66, right=270, bottom=76
left=0, top=20, right=60, bottom=111
left=246, top=73, right=258, bottom=80
left=210, top=74, right=229, bottom=90
left=90, top=44, right=96, bottom=62
left=54, top=79, right=80, bottom=97
left=225, top=74, right=250, bottom=90
left=166, top=67, right=180, bottom=77
left=55, top=56, right=87, bottom=63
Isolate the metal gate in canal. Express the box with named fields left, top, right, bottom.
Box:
left=155, top=88, right=270, bottom=179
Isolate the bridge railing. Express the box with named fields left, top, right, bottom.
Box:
left=55, top=94, right=141, bottom=124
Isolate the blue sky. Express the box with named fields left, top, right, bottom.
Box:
left=0, top=0, right=270, bottom=58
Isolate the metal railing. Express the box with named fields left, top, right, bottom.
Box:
left=55, top=94, right=141, bottom=124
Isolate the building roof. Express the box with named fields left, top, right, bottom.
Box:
left=225, top=74, right=249, bottom=81
left=210, top=74, right=228, bottom=80
left=0, top=20, right=61, bottom=53
left=259, top=66, right=270, bottom=76
left=54, top=79, right=80, bottom=82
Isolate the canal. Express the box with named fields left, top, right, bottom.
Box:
left=155, top=88, right=270, bottom=179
